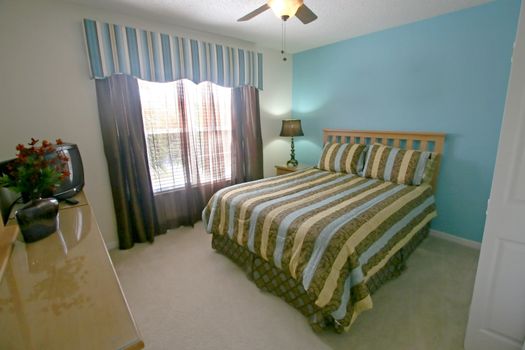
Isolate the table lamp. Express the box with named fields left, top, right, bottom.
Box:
left=279, top=119, right=304, bottom=167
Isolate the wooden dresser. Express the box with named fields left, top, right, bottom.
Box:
left=0, top=193, right=144, bottom=350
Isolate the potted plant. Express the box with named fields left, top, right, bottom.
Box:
left=0, top=138, right=70, bottom=242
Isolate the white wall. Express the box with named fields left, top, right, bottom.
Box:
left=258, top=49, right=294, bottom=177
left=0, top=0, right=292, bottom=248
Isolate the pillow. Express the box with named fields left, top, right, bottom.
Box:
left=317, top=143, right=366, bottom=174
left=363, top=144, right=431, bottom=185
left=421, top=152, right=438, bottom=185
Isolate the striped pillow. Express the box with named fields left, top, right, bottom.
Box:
left=363, top=144, right=430, bottom=185
left=421, top=152, right=439, bottom=185
left=317, top=143, right=366, bottom=174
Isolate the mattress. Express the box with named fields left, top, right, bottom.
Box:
left=203, top=168, right=437, bottom=330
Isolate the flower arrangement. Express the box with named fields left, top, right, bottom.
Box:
left=0, top=138, right=70, bottom=202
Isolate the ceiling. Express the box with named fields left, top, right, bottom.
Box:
left=64, top=0, right=493, bottom=53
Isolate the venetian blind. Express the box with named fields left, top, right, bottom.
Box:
left=138, top=79, right=232, bottom=193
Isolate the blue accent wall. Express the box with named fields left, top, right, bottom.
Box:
left=292, top=0, right=520, bottom=242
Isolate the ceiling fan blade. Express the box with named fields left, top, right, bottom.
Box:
left=237, top=3, right=270, bottom=22
left=295, top=4, right=318, bottom=24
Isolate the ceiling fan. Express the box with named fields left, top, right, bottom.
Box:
left=238, top=0, right=318, bottom=24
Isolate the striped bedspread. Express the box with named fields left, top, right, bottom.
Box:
left=203, top=168, right=437, bottom=329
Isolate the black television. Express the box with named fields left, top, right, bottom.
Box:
left=51, top=143, right=85, bottom=200
left=0, top=143, right=84, bottom=220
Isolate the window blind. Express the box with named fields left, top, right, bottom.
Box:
left=139, top=79, right=232, bottom=193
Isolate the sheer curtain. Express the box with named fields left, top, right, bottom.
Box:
left=139, top=80, right=263, bottom=230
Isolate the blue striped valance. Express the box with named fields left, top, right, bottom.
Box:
left=82, top=19, right=263, bottom=89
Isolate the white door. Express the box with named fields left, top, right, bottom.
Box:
left=464, top=3, right=525, bottom=350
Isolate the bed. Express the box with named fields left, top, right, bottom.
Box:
left=203, top=129, right=445, bottom=332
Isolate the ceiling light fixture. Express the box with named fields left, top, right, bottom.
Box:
left=238, top=0, right=317, bottom=24
left=268, top=0, right=303, bottom=20
left=237, top=0, right=318, bottom=62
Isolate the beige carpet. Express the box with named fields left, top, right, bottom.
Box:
left=110, top=222, right=479, bottom=350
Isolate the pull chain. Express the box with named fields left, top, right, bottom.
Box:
left=281, top=18, right=287, bottom=61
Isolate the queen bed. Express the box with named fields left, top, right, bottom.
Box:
left=203, top=129, right=445, bottom=332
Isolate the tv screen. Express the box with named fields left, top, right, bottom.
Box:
left=52, top=143, right=85, bottom=200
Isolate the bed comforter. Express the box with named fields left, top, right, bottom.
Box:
left=203, top=168, right=437, bottom=330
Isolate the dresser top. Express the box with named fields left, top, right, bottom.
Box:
left=0, top=195, right=143, bottom=350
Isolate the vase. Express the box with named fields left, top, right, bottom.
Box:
left=21, top=192, right=31, bottom=204
left=15, top=198, right=59, bottom=243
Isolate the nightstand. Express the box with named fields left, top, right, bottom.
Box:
left=275, top=164, right=312, bottom=176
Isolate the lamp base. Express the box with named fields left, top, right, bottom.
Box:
left=287, top=136, right=298, bottom=168
left=286, top=159, right=298, bottom=168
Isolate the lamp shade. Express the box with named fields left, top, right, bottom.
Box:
left=268, top=0, right=303, bottom=19
left=279, top=119, right=304, bottom=137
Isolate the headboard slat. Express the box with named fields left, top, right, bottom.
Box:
left=393, top=139, right=400, bottom=148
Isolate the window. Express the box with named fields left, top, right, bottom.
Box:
left=138, top=79, right=232, bottom=193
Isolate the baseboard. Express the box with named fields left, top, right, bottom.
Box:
left=429, top=229, right=481, bottom=250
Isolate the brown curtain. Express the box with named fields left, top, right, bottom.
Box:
left=231, top=86, right=264, bottom=183
left=152, top=83, right=263, bottom=230
left=95, top=74, right=163, bottom=249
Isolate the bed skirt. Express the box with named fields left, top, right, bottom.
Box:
left=211, top=223, right=430, bottom=332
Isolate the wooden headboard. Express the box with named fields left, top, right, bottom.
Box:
left=322, top=129, right=446, bottom=190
